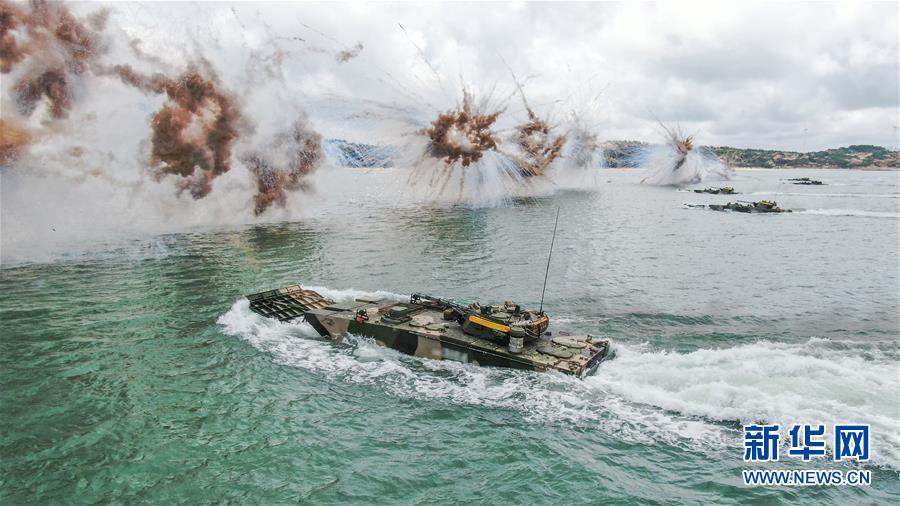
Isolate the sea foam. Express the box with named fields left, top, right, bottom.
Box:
left=218, top=288, right=900, bottom=470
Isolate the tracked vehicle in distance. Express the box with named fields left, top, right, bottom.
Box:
left=786, top=177, right=824, bottom=185
left=685, top=200, right=792, bottom=213
left=245, top=286, right=610, bottom=378
left=693, top=186, right=737, bottom=194
left=709, top=200, right=792, bottom=213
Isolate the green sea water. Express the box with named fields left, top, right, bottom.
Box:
left=2, top=169, right=899, bottom=503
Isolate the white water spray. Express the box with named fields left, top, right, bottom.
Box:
left=218, top=288, right=900, bottom=471
left=638, top=124, right=732, bottom=186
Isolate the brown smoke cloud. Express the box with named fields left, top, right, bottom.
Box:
left=335, top=42, right=363, bottom=63
left=111, top=65, right=242, bottom=199
left=514, top=113, right=566, bottom=177
left=239, top=117, right=323, bottom=215
left=0, top=118, right=31, bottom=164
left=1, top=0, right=107, bottom=119
left=0, top=1, right=25, bottom=73
left=425, top=90, right=500, bottom=168
left=500, top=61, right=566, bottom=177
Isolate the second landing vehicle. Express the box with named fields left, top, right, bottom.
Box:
left=685, top=200, right=792, bottom=213
left=709, top=200, right=792, bottom=213
left=693, top=186, right=737, bottom=194
left=786, top=177, right=824, bottom=185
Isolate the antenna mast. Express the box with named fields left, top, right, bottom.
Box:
left=539, top=206, right=560, bottom=314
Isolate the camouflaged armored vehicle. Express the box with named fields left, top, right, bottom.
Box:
left=787, top=177, right=824, bottom=185
left=708, top=200, right=792, bottom=213
left=246, top=286, right=610, bottom=378
left=693, top=186, right=737, bottom=194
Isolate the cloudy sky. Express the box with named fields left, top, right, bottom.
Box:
left=105, top=1, right=899, bottom=151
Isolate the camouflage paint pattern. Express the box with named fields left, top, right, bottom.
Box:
left=246, top=287, right=610, bottom=378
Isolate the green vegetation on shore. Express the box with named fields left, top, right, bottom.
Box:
left=602, top=141, right=900, bottom=168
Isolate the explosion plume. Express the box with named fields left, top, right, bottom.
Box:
left=0, top=118, right=31, bottom=164
left=501, top=63, right=566, bottom=177
left=403, top=87, right=519, bottom=202
left=239, top=117, right=324, bottom=215
left=664, top=124, right=694, bottom=173
left=424, top=89, right=500, bottom=168
left=638, top=122, right=732, bottom=186
left=0, top=1, right=25, bottom=73
left=1, top=0, right=107, bottom=119
left=335, top=42, right=363, bottom=63
left=111, top=65, right=242, bottom=199
left=513, top=112, right=566, bottom=177
left=545, top=118, right=604, bottom=189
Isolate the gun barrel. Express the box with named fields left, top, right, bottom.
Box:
left=411, top=293, right=468, bottom=314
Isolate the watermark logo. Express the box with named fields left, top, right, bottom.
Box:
left=788, top=424, right=826, bottom=461
left=742, top=469, right=872, bottom=487
left=834, top=424, right=869, bottom=462
left=741, top=423, right=872, bottom=487
left=744, top=424, right=781, bottom=462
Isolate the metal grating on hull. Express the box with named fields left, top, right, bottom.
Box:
left=246, top=285, right=334, bottom=322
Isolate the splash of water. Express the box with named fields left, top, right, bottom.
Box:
left=402, top=87, right=536, bottom=204
left=423, top=88, right=500, bottom=168
left=545, top=116, right=605, bottom=189
left=510, top=113, right=566, bottom=177
left=218, top=292, right=900, bottom=470
left=638, top=123, right=732, bottom=186
left=218, top=296, right=732, bottom=450
left=500, top=66, right=567, bottom=179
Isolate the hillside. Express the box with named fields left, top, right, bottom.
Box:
left=710, top=144, right=900, bottom=168
left=602, top=141, right=900, bottom=168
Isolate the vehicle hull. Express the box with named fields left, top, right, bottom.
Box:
left=245, top=285, right=610, bottom=378
left=305, top=304, right=609, bottom=378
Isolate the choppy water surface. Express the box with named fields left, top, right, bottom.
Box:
left=2, top=169, right=899, bottom=503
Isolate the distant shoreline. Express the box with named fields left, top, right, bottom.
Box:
left=602, top=141, right=900, bottom=169
left=603, top=166, right=899, bottom=171
left=734, top=166, right=899, bottom=171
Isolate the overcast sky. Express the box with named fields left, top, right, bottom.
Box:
left=107, top=1, right=899, bottom=151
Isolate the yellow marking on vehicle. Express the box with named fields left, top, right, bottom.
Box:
left=468, top=315, right=510, bottom=333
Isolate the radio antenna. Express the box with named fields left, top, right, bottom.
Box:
left=539, top=206, right=560, bottom=314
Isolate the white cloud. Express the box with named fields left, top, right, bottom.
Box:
left=83, top=1, right=900, bottom=151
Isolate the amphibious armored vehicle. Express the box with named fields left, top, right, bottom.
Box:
left=787, top=177, right=824, bottom=185
left=245, top=286, right=610, bottom=378
left=708, top=200, right=792, bottom=213
left=693, top=186, right=737, bottom=194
